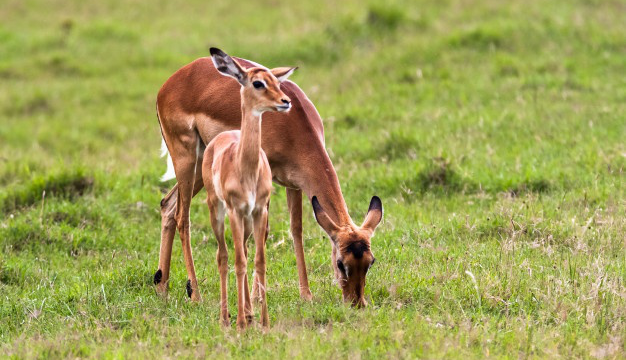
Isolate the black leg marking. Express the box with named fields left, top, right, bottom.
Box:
left=186, top=279, right=192, bottom=298
left=154, top=269, right=162, bottom=285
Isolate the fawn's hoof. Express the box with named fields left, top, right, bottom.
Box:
left=219, top=310, right=231, bottom=327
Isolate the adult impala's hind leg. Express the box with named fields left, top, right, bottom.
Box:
left=170, top=137, right=202, bottom=301
left=155, top=183, right=178, bottom=295
left=155, top=163, right=204, bottom=298
left=253, top=207, right=270, bottom=328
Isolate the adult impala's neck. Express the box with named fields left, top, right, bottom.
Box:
left=237, top=104, right=263, bottom=181
left=300, top=146, right=353, bottom=227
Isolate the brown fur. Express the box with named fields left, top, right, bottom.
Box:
left=154, top=50, right=383, bottom=308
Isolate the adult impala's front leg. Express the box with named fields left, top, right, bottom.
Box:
left=287, top=188, right=312, bottom=301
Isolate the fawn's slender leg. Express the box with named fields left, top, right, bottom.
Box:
left=229, top=209, right=248, bottom=330
left=209, top=198, right=230, bottom=326
left=251, top=201, right=270, bottom=303
left=286, top=188, right=312, bottom=301
left=243, top=218, right=254, bottom=324
left=254, top=207, right=270, bottom=328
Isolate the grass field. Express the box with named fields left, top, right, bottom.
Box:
left=1, top=0, right=625, bottom=358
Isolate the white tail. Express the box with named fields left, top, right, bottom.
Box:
left=160, top=137, right=176, bottom=181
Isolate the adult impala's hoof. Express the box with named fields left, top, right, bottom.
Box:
left=186, top=280, right=202, bottom=302
left=155, top=284, right=168, bottom=296
left=154, top=270, right=168, bottom=296
left=300, top=289, right=313, bottom=302
left=261, top=322, right=270, bottom=333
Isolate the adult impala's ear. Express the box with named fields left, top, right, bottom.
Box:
left=312, top=196, right=339, bottom=241
left=271, top=67, right=297, bottom=82
left=210, top=47, right=247, bottom=85
left=361, top=196, right=383, bottom=235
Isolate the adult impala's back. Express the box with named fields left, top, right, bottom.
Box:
left=154, top=48, right=383, bottom=307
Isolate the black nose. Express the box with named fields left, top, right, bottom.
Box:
left=282, top=99, right=290, bottom=105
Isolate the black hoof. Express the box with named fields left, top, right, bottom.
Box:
left=186, top=279, right=192, bottom=298
left=154, top=269, right=162, bottom=285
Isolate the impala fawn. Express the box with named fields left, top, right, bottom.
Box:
left=202, top=48, right=295, bottom=330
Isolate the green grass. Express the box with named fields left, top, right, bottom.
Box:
left=1, top=0, right=625, bottom=358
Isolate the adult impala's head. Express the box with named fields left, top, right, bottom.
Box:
left=210, top=47, right=296, bottom=114
left=312, top=196, right=383, bottom=307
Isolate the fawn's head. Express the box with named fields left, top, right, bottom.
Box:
left=210, top=47, right=295, bottom=114
left=312, top=196, right=383, bottom=307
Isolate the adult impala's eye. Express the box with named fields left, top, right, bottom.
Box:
left=252, top=81, right=265, bottom=89
left=337, top=260, right=346, bottom=275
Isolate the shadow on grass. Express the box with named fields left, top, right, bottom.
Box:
left=371, top=157, right=554, bottom=201
left=399, top=158, right=476, bottom=200
left=260, top=4, right=412, bottom=65
left=0, top=169, right=94, bottom=214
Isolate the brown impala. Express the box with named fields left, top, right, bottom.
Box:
left=153, top=48, right=383, bottom=307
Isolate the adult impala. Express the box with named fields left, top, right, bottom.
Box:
left=153, top=48, right=383, bottom=307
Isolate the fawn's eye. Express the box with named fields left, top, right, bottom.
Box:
left=252, top=81, right=265, bottom=89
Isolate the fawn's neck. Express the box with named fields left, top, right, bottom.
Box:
left=237, top=104, right=263, bottom=182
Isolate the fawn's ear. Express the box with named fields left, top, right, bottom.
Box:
left=361, top=196, right=383, bottom=236
left=312, top=196, right=339, bottom=242
left=210, top=47, right=247, bottom=85
left=271, top=67, right=297, bottom=82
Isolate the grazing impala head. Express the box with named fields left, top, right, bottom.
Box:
left=210, top=47, right=295, bottom=113
left=312, top=196, right=383, bottom=307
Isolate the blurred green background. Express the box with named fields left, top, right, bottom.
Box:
left=0, top=0, right=624, bottom=358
